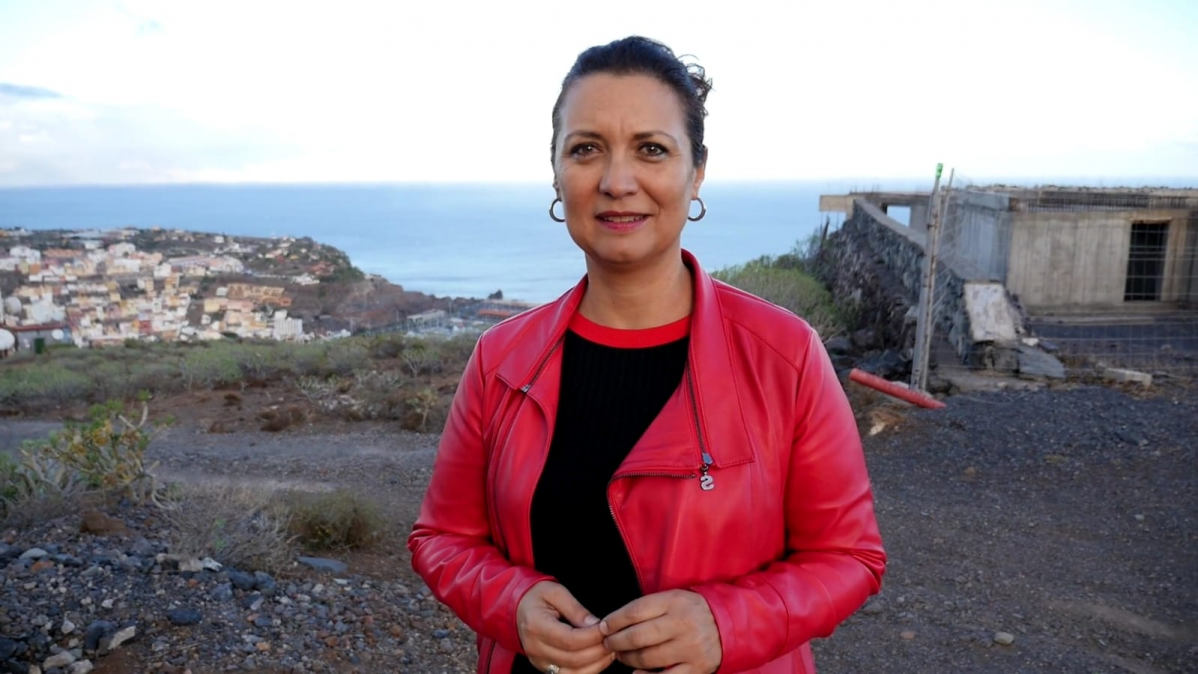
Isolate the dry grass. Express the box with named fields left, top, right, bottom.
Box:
left=283, top=488, right=389, bottom=552
left=0, top=490, right=97, bottom=531
left=163, top=482, right=298, bottom=574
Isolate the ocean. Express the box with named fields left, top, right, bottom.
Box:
left=0, top=181, right=862, bottom=302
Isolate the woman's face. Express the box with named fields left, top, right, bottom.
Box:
left=553, top=73, right=705, bottom=271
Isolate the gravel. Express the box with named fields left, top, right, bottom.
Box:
left=2, top=382, right=1194, bottom=672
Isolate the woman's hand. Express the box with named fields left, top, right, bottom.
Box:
left=517, top=581, right=617, bottom=674
left=600, top=590, right=722, bottom=673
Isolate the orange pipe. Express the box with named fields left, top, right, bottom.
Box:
left=849, top=368, right=946, bottom=409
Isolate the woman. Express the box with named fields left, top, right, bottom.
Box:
left=408, top=36, right=886, bottom=674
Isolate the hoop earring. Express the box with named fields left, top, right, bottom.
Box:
left=549, top=197, right=566, bottom=223
left=688, top=196, right=706, bottom=222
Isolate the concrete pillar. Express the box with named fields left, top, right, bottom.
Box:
left=910, top=203, right=930, bottom=233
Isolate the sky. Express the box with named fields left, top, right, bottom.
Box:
left=0, top=0, right=1195, bottom=187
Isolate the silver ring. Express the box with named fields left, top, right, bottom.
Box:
left=545, top=666, right=560, bottom=674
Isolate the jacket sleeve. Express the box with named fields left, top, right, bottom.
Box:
left=407, top=339, right=554, bottom=655
left=691, top=328, right=887, bottom=673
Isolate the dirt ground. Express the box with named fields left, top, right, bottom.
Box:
left=3, top=378, right=1195, bottom=673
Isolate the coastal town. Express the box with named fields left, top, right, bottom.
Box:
left=0, top=227, right=542, bottom=354
left=0, top=227, right=356, bottom=351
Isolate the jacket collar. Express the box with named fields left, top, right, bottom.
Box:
left=495, top=249, right=756, bottom=469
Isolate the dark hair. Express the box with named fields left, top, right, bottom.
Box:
left=550, top=36, right=712, bottom=168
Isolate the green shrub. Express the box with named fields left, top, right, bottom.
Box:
left=89, top=360, right=134, bottom=402
left=713, top=259, right=847, bottom=339
left=0, top=363, right=94, bottom=406
left=290, top=343, right=329, bottom=376
left=180, top=346, right=243, bottom=389
left=404, top=386, right=443, bottom=432
left=400, top=340, right=442, bottom=378
left=437, top=332, right=480, bottom=366
left=366, top=333, right=407, bottom=360
left=2, top=401, right=167, bottom=518
left=326, top=341, right=369, bottom=376
left=130, top=362, right=183, bottom=396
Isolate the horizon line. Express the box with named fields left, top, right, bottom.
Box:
left=1, top=175, right=1195, bottom=191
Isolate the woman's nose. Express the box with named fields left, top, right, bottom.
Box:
left=599, top=154, right=638, bottom=199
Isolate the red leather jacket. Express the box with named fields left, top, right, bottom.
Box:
left=408, top=250, right=886, bottom=673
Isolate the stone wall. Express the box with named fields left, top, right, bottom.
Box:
left=823, top=200, right=1057, bottom=377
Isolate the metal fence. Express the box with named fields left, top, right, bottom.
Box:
left=913, top=173, right=1198, bottom=386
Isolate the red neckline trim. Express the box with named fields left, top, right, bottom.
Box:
left=569, top=311, right=691, bottom=348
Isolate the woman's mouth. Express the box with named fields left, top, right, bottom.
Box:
left=597, top=212, right=648, bottom=231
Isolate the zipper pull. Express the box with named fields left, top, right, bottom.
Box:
left=699, top=452, right=714, bottom=491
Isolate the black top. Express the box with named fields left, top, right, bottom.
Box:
left=511, top=313, right=690, bottom=674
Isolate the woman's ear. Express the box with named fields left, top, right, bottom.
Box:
left=692, top=149, right=707, bottom=196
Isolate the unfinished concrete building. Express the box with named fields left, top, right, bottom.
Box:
left=828, top=187, right=1198, bottom=312
left=819, top=186, right=1198, bottom=377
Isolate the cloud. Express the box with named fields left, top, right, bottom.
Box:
left=137, top=20, right=163, bottom=37
left=0, top=84, right=292, bottom=185
left=0, top=83, right=63, bottom=99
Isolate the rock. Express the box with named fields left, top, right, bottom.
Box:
left=858, top=350, right=910, bottom=380
left=0, top=544, right=23, bottom=564
left=852, top=328, right=881, bottom=351
left=175, top=558, right=204, bottom=573
left=242, top=593, right=264, bottom=612
left=42, top=653, right=75, bottom=670
left=99, top=600, right=113, bottom=610
left=167, top=609, right=202, bottom=626
left=1103, top=367, right=1152, bottom=387
left=0, top=636, right=20, bottom=660
left=296, top=557, right=348, bottom=574
left=83, top=622, right=116, bottom=651
left=900, top=630, right=916, bottom=640
left=432, top=629, right=450, bottom=639
left=824, top=336, right=853, bottom=355
left=1115, top=429, right=1149, bottom=447
left=79, top=512, right=130, bottom=538
left=129, top=539, right=155, bottom=558
left=994, top=631, right=1015, bottom=646
left=254, top=571, right=277, bottom=596
left=20, top=548, right=48, bottom=561
left=862, top=601, right=884, bottom=615
left=1016, top=345, right=1065, bottom=380
left=99, top=626, right=136, bottom=653
left=228, top=570, right=256, bottom=591
left=211, top=583, right=234, bottom=603
left=67, top=663, right=93, bottom=674
left=60, top=619, right=76, bottom=635
left=116, top=556, right=142, bottom=574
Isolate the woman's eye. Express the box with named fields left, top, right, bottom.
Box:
left=569, top=143, right=598, bottom=157
left=641, top=143, right=668, bottom=157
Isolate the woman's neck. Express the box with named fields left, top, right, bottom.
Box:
left=578, top=250, right=693, bottom=330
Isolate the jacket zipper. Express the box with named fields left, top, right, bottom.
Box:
left=685, top=366, right=716, bottom=477
left=520, top=336, right=563, bottom=393
left=607, top=364, right=715, bottom=592
left=607, top=471, right=696, bottom=593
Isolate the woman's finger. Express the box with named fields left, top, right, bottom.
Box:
left=615, top=638, right=686, bottom=672
left=528, top=638, right=612, bottom=671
